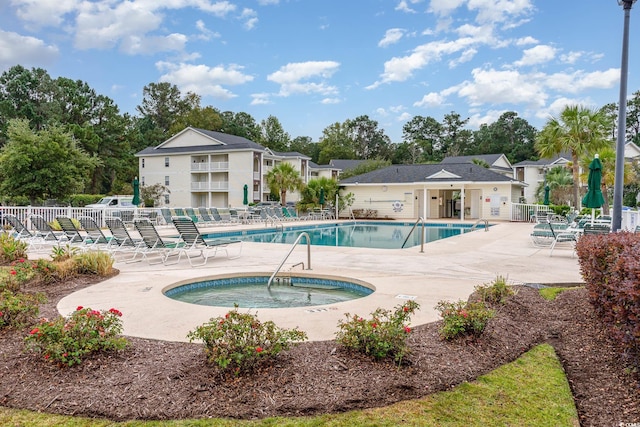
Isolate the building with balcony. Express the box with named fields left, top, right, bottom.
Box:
left=135, top=127, right=311, bottom=207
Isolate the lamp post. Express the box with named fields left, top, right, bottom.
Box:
left=612, top=0, right=637, bottom=231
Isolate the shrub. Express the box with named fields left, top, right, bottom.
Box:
left=335, top=300, right=419, bottom=363
left=435, top=300, right=495, bottom=340
left=187, top=307, right=307, bottom=375
left=0, top=258, right=56, bottom=291
left=0, top=290, right=46, bottom=329
left=50, top=244, right=79, bottom=262
left=73, top=251, right=114, bottom=276
left=475, top=275, right=515, bottom=305
left=24, top=306, right=128, bottom=367
left=0, top=233, right=28, bottom=263
left=576, top=232, right=640, bottom=366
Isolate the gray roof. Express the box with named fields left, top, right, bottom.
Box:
left=329, top=159, right=368, bottom=171
left=512, top=152, right=571, bottom=167
left=136, top=128, right=265, bottom=156
left=339, top=163, right=518, bottom=184
left=440, top=154, right=505, bottom=165
left=271, top=150, right=311, bottom=159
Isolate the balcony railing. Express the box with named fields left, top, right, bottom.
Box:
left=190, top=161, right=229, bottom=172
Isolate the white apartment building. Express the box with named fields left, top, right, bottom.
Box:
left=135, top=127, right=311, bottom=207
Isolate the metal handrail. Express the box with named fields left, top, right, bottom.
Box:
left=401, top=217, right=425, bottom=253
left=267, top=232, right=312, bottom=288
left=471, top=219, right=489, bottom=231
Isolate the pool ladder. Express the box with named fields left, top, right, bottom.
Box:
left=471, top=219, right=489, bottom=231
left=401, top=217, right=425, bottom=253
left=267, top=232, right=312, bottom=289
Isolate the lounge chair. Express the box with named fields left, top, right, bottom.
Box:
left=548, top=223, right=578, bottom=257
left=78, top=216, right=118, bottom=251
left=30, top=215, right=68, bottom=245
left=133, top=218, right=186, bottom=265
left=3, top=214, right=44, bottom=251
left=160, top=208, right=174, bottom=225
left=54, top=216, right=88, bottom=245
left=197, top=207, right=216, bottom=224
left=583, top=223, right=611, bottom=235
left=184, top=207, right=200, bottom=223
left=105, top=217, right=146, bottom=260
left=171, top=216, right=242, bottom=266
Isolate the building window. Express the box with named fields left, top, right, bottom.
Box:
left=141, top=158, right=145, bottom=168
left=141, top=176, right=145, bottom=185
left=164, top=194, right=170, bottom=204
left=165, top=157, right=170, bottom=167
left=165, top=176, right=170, bottom=186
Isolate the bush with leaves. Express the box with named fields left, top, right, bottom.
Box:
left=335, top=300, right=419, bottom=363
left=187, top=307, right=307, bottom=375
left=24, top=306, right=128, bottom=367
left=0, top=258, right=56, bottom=292
left=475, top=275, right=515, bottom=305
left=74, top=251, right=114, bottom=276
left=435, top=300, right=495, bottom=340
left=0, top=290, right=46, bottom=330
left=0, top=233, right=28, bottom=263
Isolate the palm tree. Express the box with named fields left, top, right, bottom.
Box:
left=537, top=166, right=573, bottom=205
left=535, top=105, right=612, bottom=209
left=266, top=162, right=304, bottom=205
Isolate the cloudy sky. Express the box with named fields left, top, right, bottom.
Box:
left=1, top=0, right=638, bottom=142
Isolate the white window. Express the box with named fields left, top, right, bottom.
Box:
left=165, top=176, right=170, bottom=186
left=141, top=176, right=145, bottom=185
left=165, top=157, right=170, bottom=167
left=164, top=194, right=170, bottom=204
left=141, top=158, right=145, bottom=168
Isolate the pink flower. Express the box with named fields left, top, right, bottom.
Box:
left=404, top=326, right=411, bottom=333
left=10, top=270, right=16, bottom=275
left=0, top=311, right=4, bottom=317
left=108, top=308, right=122, bottom=317
left=459, top=310, right=469, bottom=319
left=225, top=313, right=230, bottom=319
left=30, top=328, right=39, bottom=335
left=256, top=347, right=263, bottom=353
left=76, top=306, right=83, bottom=311
left=18, top=258, right=25, bottom=263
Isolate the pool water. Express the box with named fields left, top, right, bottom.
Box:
left=204, top=221, right=480, bottom=249
left=165, top=275, right=373, bottom=308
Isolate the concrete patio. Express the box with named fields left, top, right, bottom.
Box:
left=55, top=221, right=583, bottom=342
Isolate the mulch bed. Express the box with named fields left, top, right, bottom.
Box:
left=0, top=274, right=638, bottom=426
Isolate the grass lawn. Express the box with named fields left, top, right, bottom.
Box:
left=0, top=343, right=578, bottom=427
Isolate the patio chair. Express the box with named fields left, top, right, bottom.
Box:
left=171, top=216, right=242, bottom=266
left=197, top=207, right=216, bottom=225
left=3, top=214, right=44, bottom=251
left=583, top=223, right=611, bottom=235
left=160, top=208, right=174, bottom=225
left=133, top=218, right=186, bottom=265
left=78, top=216, right=118, bottom=251
left=548, top=222, right=578, bottom=257
left=105, top=217, right=146, bottom=260
left=30, top=215, right=68, bottom=245
left=54, top=215, right=88, bottom=245
left=185, top=207, right=200, bottom=223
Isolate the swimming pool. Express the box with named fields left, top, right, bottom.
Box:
left=203, top=221, right=482, bottom=249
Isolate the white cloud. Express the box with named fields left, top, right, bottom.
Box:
left=378, top=28, right=405, bottom=48
left=240, top=8, right=258, bottom=30
left=414, top=91, right=445, bottom=107
left=0, top=30, right=59, bottom=69
left=515, top=36, right=538, bottom=46
left=12, top=0, right=79, bottom=27
left=321, top=97, right=341, bottom=104
left=257, top=0, right=279, bottom=4
left=467, top=0, right=535, bottom=25
left=251, top=93, right=271, bottom=105
left=397, top=111, right=412, bottom=121
left=467, top=109, right=506, bottom=128
left=156, top=62, right=254, bottom=99
left=120, top=33, right=188, bottom=55
left=395, top=0, right=421, bottom=13
left=544, top=69, right=619, bottom=93
left=268, top=61, right=340, bottom=96
left=513, top=45, right=557, bottom=67
left=429, top=0, right=466, bottom=16
left=456, top=67, right=548, bottom=108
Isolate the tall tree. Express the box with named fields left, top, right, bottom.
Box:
left=472, top=112, right=538, bottom=163
left=0, top=119, right=98, bottom=204
left=440, top=112, right=473, bottom=157
left=402, top=116, right=443, bottom=162
left=136, top=82, right=194, bottom=145
left=266, top=162, right=304, bottom=205
left=260, top=115, right=290, bottom=151
left=535, top=105, right=612, bottom=208
left=345, top=115, right=392, bottom=160
left=218, top=111, right=261, bottom=141
left=317, top=122, right=354, bottom=164
left=540, top=166, right=573, bottom=206
left=289, top=136, right=319, bottom=162
left=168, top=106, right=224, bottom=135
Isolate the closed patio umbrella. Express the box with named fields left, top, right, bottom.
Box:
left=319, top=188, right=325, bottom=207
left=581, top=155, right=605, bottom=225
left=543, top=185, right=550, bottom=205
left=243, top=184, right=248, bottom=206
left=132, top=177, right=140, bottom=206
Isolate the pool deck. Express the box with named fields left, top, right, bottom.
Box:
left=52, top=220, right=583, bottom=342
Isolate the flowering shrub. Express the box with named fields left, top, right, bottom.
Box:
left=435, top=300, right=494, bottom=340
left=0, top=233, right=28, bottom=263
left=0, top=290, right=46, bottom=329
left=335, top=300, right=419, bottom=363
left=0, top=258, right=56, bottom=292
left=475, top=275, right=515, bottom=305
left=24, top=306, right=128, bottom=367
left=187, top=307, right=307, bottom=375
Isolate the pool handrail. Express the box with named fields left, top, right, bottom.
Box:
left=267, top=232, right=311, bottom=289
left=401, top=217, right=425, bottom=253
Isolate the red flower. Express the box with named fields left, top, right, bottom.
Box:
left=62, top=353, right=68, bottom=358
left=18, top=258, right=25, bottom=263
left=30, top=328, right=39, bottom=335
left=0, top=311, right=4, bottom=317
left=44, top=354, right=50, bottom=360
left=371, top=323, right=377, bottom=328
left=108, top=308, right=122, bottom=317
left=404, top=326, right=411, bottom=333
left=219, top=320, right=225, bottom=325
left=256, top=347, right=263, bottom=353
left=10, top=270, right=16, bottom=275
left=460, top=310, right=469, bottom=319
left=76, top=306, right=83, bottom=311
left=403, top=306, right=409, bottom=312
left=225, top=313, right=230, bottom=319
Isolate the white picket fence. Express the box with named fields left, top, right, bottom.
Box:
left=0, top=206, right=161, bottom=229
left=510, top=203, right=553, bottom=222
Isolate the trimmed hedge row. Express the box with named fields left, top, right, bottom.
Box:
left=576, top=232, right=640, bottom=366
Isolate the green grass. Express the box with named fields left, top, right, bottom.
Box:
left=539, top=286, right=584, bottom=301
left=0, top=344, right=578, bottom=427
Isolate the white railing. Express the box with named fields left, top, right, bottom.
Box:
left=210, top=161, right=229, bottom=171
left=191, top=182, right=210, bottom=190
left=0, top=206, right=163, bottom=229
left=510, top=203, right=553, bottom=222
left=190, top=162, right=229, bottom=172
left=253, top=172, right=261, bottom=180
left=210, top=181, right=229, bottom=190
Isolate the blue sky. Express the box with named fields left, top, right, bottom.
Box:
left=1, top=0, right=638, bottom=143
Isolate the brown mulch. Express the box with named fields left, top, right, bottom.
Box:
left=0, top=274, right=638, bottom=426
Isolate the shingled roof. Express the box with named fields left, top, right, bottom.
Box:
left=136, top=127, right=265, bottom=156
left=339, top=163, right=518, bottom=184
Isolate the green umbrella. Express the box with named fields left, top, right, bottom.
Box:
left=543, top=184, right=550, bottom=206
left=132, top=177, right=140, bottom=206
left=581, top=155, right=605, bottom=224
left=243, top=184, right=248, bottom=206
left=319, top=188, right=325, bottom=206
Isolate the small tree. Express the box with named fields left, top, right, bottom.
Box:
left=140, top=183, right=170, bottom=207
left=0, top=119, right=98, bottom=205
left=266, top=162, right=304, bottom=205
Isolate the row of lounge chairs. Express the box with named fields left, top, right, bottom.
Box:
left=3, top=213, right=242, bottom=267
left=157, top=205, right=320, bottom=226
left=529, top=214, right=614, bottom=256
